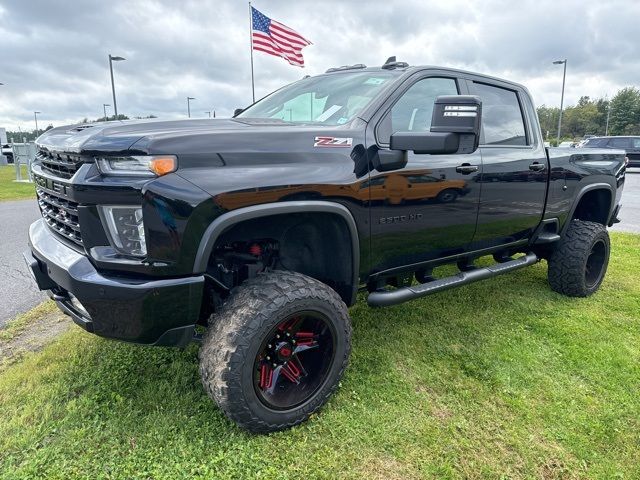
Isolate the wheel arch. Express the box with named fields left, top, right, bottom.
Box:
left=193, top=201, right=360, bottom=306
left=563, top=183, right=614, bottom=234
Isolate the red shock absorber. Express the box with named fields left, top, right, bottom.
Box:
left=248, top=243, right=262, bottom=257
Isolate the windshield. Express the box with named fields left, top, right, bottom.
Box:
left=237, top=71, right=399, bottom=125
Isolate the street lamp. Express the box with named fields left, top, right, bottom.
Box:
left=108, top=54, right=126, bottom=118
left=103, top=103, right=110, bottom=120
left=34, top=111, right=41, bottom=135
left=204, top=111, right=211, bottom=118
left=553, top=59, right=567, bottom=144
left=187, top=97, right=195, bottom=118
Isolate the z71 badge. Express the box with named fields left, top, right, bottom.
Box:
left=313, top=136, right=353, bottom=148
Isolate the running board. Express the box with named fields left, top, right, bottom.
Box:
left=367, top=252, right=539, bottom=307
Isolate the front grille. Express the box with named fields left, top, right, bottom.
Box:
left=37, top=150, right=85, bottom=179
left=36, top=187, right=83, bottom=246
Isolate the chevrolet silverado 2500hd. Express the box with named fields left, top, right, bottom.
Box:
left=25, top=59, right=626, bottom=432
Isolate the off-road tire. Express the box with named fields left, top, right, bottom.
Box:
left=547, top=220, right=610, bottom=297
left=199, top=270, right=352, bottom=433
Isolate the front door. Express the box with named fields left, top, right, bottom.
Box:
left=368, top=76, right=482, bottom=273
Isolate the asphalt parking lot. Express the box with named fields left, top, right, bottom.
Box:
left=612, top=168, right=640, bottom=233
left=0, top=199, right=46, bottom=327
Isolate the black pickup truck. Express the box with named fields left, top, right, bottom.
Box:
left=25, top=59, right=626, bottom=432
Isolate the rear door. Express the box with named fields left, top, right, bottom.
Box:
left=466, top=80, right=548, bottom=248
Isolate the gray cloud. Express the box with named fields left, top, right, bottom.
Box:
left=0, top=0, right=638, bottom=130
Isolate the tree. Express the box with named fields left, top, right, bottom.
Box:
left=609, top=87, right=640, bottom=135
left=537, top=105, right=559, bottom=140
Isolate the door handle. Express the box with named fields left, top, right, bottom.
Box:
left=529, top=162, right=546, bottom=172
left=455, top=164, right=479, bottom=175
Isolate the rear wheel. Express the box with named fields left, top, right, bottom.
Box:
left=199, top=271, right=351, bottom=433
left=547, top=220, right=610, bottom=297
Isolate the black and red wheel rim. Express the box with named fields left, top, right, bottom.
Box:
left=253, top=311, right=335, bottom=410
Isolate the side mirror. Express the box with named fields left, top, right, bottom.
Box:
left=390, top=95, right=482, bottom=155
left=233, top=108, right=244, bottom=117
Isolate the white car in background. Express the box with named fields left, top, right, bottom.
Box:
left=558, top=141, right=577, bottom=148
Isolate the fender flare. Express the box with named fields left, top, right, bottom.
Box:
left=193, top=201, right=360, bottom=305
left=562, top=182, right=614, bottom=235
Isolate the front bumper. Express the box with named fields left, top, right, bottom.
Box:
left=25, top=219, right=204, bottom=346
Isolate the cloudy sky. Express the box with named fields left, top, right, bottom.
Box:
left=0, top=0, right=637, bottom=131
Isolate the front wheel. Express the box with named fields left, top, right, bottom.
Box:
left=547, top=220, right=610, bottom=297
left=199, top=271, right=351, bottom=433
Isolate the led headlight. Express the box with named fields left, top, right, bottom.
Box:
left=96, top=155, right=177, bottom=177
left=99, top=205, right=147, bottom=257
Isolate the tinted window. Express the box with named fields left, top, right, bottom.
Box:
left=584, top=138, right=608, bottom=147
left=378, top=77, right=458, bottom=143
left=609, top=137, right=631, bottom=149
left=471, top=82, right=527, bottom=146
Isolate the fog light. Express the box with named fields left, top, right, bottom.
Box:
left=99, top=205, right=147, bottom=257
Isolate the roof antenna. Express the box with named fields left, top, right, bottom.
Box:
left=382, top=56, right=409, bottom=70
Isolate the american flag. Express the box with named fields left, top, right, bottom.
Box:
left=251, top=6, right=312, bottom=67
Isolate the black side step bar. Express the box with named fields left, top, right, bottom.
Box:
left=367, top=252, right=539, bottom=307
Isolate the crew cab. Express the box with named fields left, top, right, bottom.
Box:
left=24, top=59, right=626, bottom=432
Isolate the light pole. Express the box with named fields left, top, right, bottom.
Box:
left=34, top=111, right=41, bottom=136
left=187, top=97, right=195, bottom=118
left=553, top=59, right=567, bottom=144
left=605, top=101, right=611, bottom=136
left=204, top=111, right=211, bottom=118
left=108, top=54, right=126, bottom=118
left=103, top=103, right=110, bottom=120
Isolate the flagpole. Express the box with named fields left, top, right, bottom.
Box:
left=248, top=2, right=255, bottom=103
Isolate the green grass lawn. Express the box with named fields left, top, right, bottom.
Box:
left=0, top=165, right=36, bottom=202
left=1, top=233, right=639, bottom=479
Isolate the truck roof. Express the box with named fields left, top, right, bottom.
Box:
left=322, top=62, right=528, bottom=93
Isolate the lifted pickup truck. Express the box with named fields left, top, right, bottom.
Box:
left=25, top=59, right=626, bottom=432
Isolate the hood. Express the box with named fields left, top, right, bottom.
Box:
left=35, top=118, right=312, bottom=155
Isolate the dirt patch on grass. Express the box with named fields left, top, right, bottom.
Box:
left=357, top=454, right=421, bottom=480
left=0, top=305, right=70, bottom=368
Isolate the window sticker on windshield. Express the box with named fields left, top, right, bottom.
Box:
left=365, top=77, right=386, bottom=85
left=315, top=104, right=342, bottom=122
left=337, top=117, right=349, bottom=125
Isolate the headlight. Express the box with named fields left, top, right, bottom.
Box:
left=96, top=155, right=177, bottom=177
left=99, top=205, right=147, bottom=257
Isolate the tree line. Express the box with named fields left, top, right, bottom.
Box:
left=538, top=87, right=640, bottom=144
